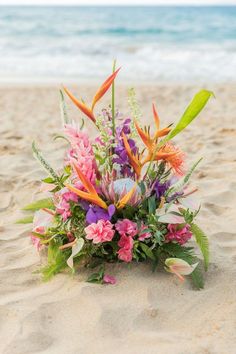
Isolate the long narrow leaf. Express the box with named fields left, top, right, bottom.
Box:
left=167, top=158, right=202, bottom=197
left=23, top=198, right=54, bottom=211
left=60, top=90, right=69, bottom=125
left=16, top=215, right=34, bottom=224
left=163, top=89, right=214, bottom=143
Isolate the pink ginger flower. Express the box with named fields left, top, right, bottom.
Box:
left=165, top=224, right=192, bottom=245
left=115, top=219, right=138, bottom=237
left=64, top=124, right=97, bottom=186
left=117, top=234, right=134, bottom=262
left=54, top=187, right=78, bottom=221
left=85, top=220, right=115, bottom=244
left=138, top=223, right=152, bottom=241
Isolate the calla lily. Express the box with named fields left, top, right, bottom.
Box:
left=66, top=238, right=84, bottom=269
left=165, top=258, right=198, bottom=281
left=64, top=68, right=120, bottom=124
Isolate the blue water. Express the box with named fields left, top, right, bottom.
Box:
left=0, top=6, right=235, bottom=82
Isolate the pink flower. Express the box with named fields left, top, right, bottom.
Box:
left=31, top=235, right=41, bottom=251
left=64, top=123, right=97, bottom=186
left=138, top=223, right=152, bottom=241
left=115, top=219, right=138, bottom=237
left=103, top=274, right=116, bottom=285
left=85, top=220, right=115, bottom=244
left=165, top=224, right=192, bottom=245
left=117, top=234, right=134, bottom=262
left=31, top=209, right=54, bottom=251
left=54, top=188, right=78, bottom=221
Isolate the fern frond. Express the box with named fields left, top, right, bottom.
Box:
left=190, top=222, right=209, bottom=270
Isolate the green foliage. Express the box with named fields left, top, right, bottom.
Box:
left=162, top=243, right=205, bottom=289
left=41, top=240, right=68, bottom=281
left=23, top=198, right=54, bottom=211
left=16, top=215, right=34, bottom=224
left=32, top=142, right=62, bottom=187
left=140, top=243, right=156, bottom=261
left=60, top=89, right=69, bottom=125
left=190, top=223, right=209, bottom=270
left=87, top=265, right=105, bottom=284
left=163, top=89, right=214, bottom=143
left=167, top=158, right=202, bottom=198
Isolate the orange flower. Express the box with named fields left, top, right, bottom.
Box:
left=64, top=68, right=120, bottom=124
left=122, top=133, right=142, bottom=178
left=155, top=142, right=185, bottom=175
left=134, top=103, right=171, bottom=152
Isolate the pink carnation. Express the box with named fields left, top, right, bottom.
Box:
left=138, top=223, right=152, bottom=241
left=117, top=234, right=134, bottom=262
left=165, top=224, right=192, bottom=245
left=115, top=219, right=138, bottom=237
left=85, top=220, right=115, bottom=244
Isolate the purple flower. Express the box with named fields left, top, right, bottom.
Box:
left=113, top=119, right=138, bottom=178
left=154, top=180, right=170, bottom=199
left=86, top=204, right=116, bottom=224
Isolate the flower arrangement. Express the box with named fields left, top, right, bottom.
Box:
left=18, top=64, right=213, bottom=289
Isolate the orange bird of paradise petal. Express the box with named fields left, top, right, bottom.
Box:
left=134, top=120, right=153, bottom=150
left=154, top=126, right=172, bottom=139
left=63, top=87, right=96, bottom=123
left=152, top=103, right=160, bottom=130
left=65, top=167, right=107, bottom=210
left=72, top=163, right=97, bottom=195
left=91, top=67, right=121, bottom=110
left=116, top=183, right=137, bottom=209
left=122, top=133, right=142, bottom=178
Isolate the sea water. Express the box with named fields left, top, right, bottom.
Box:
left=0, top=5, right=235, bottom=82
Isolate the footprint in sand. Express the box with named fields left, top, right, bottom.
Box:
left=211, top=232, right=236, bottom=258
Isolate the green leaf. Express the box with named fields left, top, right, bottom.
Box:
left=164, top=89, right=214, bottom=142
left=60, top=89, right=69, bottom=125
left=148, top=195, right=156, bottom=214
left=190, top=223, right=209, bottom=271
left=23, top=198, right=54, bottom=211
left=167, top=158, right=202, bottom=197
left=16, top=215, right=34, bottom=224
left=140, top=243, right=156, bottom=261
left=191, top=264, right=204, bottom=289
left=41, top=240, right=67, bottom=281
left=32, top=142, right=62, bottom=187
left=87, top=266, right=105, bottom=284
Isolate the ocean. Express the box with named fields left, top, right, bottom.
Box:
left=0, top=5, right=235, bottom=83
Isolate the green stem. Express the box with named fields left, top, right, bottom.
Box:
left=111, top=59, right=116, bottom=137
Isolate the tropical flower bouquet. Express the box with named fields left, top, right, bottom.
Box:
left=18, top=64, right=213, bottom=289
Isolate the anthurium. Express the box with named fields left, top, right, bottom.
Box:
left=165, top=258, right=198, bottom=281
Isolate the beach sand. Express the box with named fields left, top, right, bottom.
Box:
left=1, top=83, right=236, bottom=354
